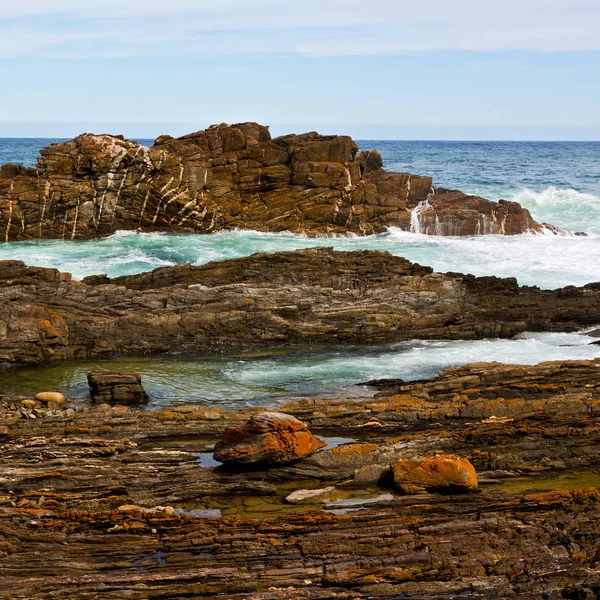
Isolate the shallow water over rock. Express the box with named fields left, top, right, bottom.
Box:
left=1, top=331, right=598, bottom=409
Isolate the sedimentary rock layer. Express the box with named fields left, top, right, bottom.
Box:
left=0, top=247, right=598, bottom=365
left=1, top=358, right=600, bottom=598
left=0, top=122, right=557, bottom=240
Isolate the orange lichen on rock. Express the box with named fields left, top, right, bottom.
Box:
left=393, top=454, right=478, bottom=494
left=213, top=411, right=327, bottom=466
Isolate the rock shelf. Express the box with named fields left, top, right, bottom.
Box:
left=1, top=358, right=599, bottom=598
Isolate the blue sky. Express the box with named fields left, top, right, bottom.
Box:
left=0, top=0, right=599, bottom=140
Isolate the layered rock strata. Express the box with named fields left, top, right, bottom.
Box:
left=1, top=358, right=600, bottom=598
left=0, top=122, right=560, bottom=240
left=87, top=371, right=148, bottom=405
left=0, top=248, right=598, bottom=366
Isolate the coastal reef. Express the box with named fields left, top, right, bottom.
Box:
left=0, top=122, right=563, bottom=240
left=0, top=247, right=599, bottom=365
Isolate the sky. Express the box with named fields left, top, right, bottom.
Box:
left=0, top=0, right=599, bottom=140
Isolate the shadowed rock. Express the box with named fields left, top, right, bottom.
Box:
left=87, top=371, right=149, bottom=405
left=0, top=248, right=599, bottom=366
left=0, top=122, right=563, bottom=240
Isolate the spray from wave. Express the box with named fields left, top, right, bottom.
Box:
left=509, top=186, right=600, bottom=236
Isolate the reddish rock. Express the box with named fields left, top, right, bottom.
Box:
left=213, top=412, right=327, bottom=466
left=393, top=454, right=478, bottom=494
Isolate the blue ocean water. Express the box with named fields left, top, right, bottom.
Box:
left=0, top=136, right=599, bottom=405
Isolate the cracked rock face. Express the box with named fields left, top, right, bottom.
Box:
left=0, top=122, right=558, bottom=241
left=1, top=358, right=600, bottom=598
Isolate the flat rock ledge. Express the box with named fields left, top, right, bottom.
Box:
left=0, top=122, right=566, bottom=241
left=1, top=358, right=599, bottom=598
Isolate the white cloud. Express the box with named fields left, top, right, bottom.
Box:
left=0, top=0, right=598, bottom=57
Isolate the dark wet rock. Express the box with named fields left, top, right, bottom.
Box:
left=87, top=371, right=148, bottom=405
left=0, top=249, right=599, bottom=366
left=0, top=122, right=560, bottom=241
left=213, top=412, right=326, bottom=466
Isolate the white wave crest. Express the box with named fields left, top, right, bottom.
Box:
left=509, top=186, right=600, bottom=235
left=511, top=186, right=599, bottom=208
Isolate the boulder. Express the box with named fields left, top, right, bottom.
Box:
left=87, top=371, right=148, bottom=405
left=393, top=454, right=478, bottom=494
left=35, top=392, right=66, bottom=405
left=213, top=412, right=327, bottom=466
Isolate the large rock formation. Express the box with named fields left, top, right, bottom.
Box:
left=0, top=123, right=559, bottom=240
left=0, top=247, right=598, bottom=366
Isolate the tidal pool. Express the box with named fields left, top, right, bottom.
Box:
left=0, top=330, right=598, bottom=409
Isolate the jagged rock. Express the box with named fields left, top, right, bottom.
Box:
left=0, top=122, right=561, bottom=241
left=393, top=454, right=478, bottom=494
left=0, top=249, right=598, bottom=366
left=87, top=371, right=148, bottom=405
left=34, top=392, right=65, bottom=404
left=213, top=412, right=327, bottom=466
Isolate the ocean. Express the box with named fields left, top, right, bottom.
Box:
left=0, top=137, right=599, bottom=406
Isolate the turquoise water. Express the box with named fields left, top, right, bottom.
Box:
left=0, top=139, right=599, bottom=289
left=1, top=138, right=599, bottom=405
left=0, top=331, right=598, bottom=407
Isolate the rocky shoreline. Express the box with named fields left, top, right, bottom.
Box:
left=0, top=122, right=567, bottom=241
left=1, top=127, right=599, bottom=597
left=1, top=358, right=599, bottom=598
left=1, top=248, right=599, bottom=366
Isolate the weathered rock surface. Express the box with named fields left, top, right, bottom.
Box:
left=0, top=248, right=599, bottom=366
left=393, top=454, right=478, bottom=494
left=0, top=122, right=560, bottom=240
left=1, top=358, right=600, bottom=598
left=213, top=412, right=326, bottom=465
left=87, top=370, right=148, bottom=405
left=411, top=190, right=568, bottom=236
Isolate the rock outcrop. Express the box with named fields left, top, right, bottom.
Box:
left=393, top=455, right=479, bottom=494
left=213, top=412, right=326, bottom=465
left=0, top=248, right=598, bottom=366
left=87, top=371, right=148, bottom=405
left=0, top=122, right=560, bottom=240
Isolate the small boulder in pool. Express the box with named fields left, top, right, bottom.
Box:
left=393, top=454, right=478, bottom=494
left=87, top=371, right=148, bottom=405
left=213, top=412, right=327, bottom=467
